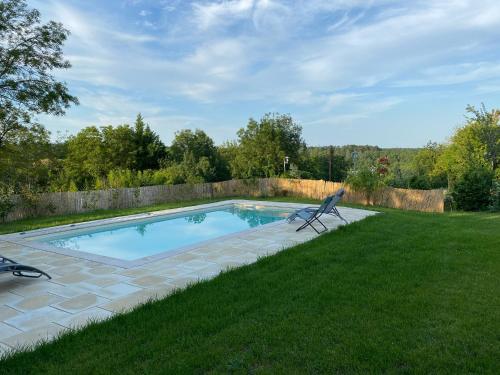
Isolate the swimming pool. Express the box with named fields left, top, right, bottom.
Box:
left=32, top=203, right=293, bottom=265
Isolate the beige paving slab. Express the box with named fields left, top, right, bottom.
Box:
left=87, top=266, right=120, bottom=275
left=4, top=306, right=71, bottom=332
left=0, top=306, right=20, bottom=321
left=0, top=322, right=23, bottom=340
left=128, top=275, right=170, bottom=287
left=167, top=275, right=200, bottom=289
left=100, top=283, right=175, bottom=313
left=9, top=293, right=65, bottom=312
left=53, top=272, right=92, bottom=284
left=57, top=307, right=113, bottom=329
left=84, top=275, right=129, bottom=288
left=2, top=323, right=66, bottom=348
left=99, top=290, right=157, bottom=313
left=53, top=293, right=110, bottom=314
left=0, top=291, right=25, bottom=306
left=115, top=267, right=152, bottom=278
left=92, top=282, right=143, bottom=299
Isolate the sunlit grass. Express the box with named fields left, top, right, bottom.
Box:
left=1, top=202, right=498, bottom=373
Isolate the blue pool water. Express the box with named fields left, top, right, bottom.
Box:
left=41, top=205, right=291, bottom=261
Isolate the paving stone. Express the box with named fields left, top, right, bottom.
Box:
left=0, top=292, right=25, bottom=306
left=53, top=272, right=91, bottom=284
left=84, top=276, right=126, bottom=288
left=0, top=306, right=20, bottom=321
left=57, top=307, right=113, bottom=329
left=188, top=265, right=224, bottom=280
left=0, top=322, right=23, bottom=340
left=116, top=267, right=151, bottom=278
left=46, top=257, right=82, bottom=267
left=87, top=266, right=120, bottom=275
left=48, top=264, right=86, bottom=276
left=52, top=293, right=110, bottom=314
left=93, top=282, right=143, bottom=299
left=99, top=290, right=155, bottom=313
left=7, top=280, right=57, bottom=297
left=9, top=293, right=64, bottom=312
left=2, top=323, right=66, bottom=348
left=167, top=275, right=200, bottom=289
left=4, top=306, right=71, bottom=332
left=128, top=275, right=169, bottom=287
left=177, top=259, right=216, bottom=271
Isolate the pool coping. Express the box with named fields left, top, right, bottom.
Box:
left=0, top=200, right=310, bottom=269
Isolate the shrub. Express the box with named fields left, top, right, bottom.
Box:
left=0, top=184, right=15, bottom=222
left=451, top=168, right=493, bottom=211
left=346, top=162, right=386, bottom=205
left=19, top=186, right=42, bottom=218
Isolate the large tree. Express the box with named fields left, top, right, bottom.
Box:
left=169, top=129, right=228, bottom=182
left=133, top=114, right=166, bottom=170
left=0, top=0, right=78, bottom=147
left=230, top=113, right=304, bottom=178
left=435, top=104, right=499, bottom=186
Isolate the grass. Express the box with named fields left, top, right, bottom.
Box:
left=1, top=202, right=499, bottom=373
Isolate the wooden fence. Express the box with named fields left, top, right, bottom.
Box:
left=4, top=178, right=446, bottom=222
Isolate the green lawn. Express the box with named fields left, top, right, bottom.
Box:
left=1, top=202, right=499, bottom=374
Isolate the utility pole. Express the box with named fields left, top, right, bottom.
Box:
left=328, top=146, right=333, bottom=181
left=283, top=156, right=289, bottom=174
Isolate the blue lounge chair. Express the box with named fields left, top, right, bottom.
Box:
left=291, top=195, right=334, bottom=234
left=0, top=255, right=51, bottom=279
left=287, top=188, right=348, bottom=226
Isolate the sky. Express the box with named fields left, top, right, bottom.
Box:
left=30, top=0, right=500, bottom=147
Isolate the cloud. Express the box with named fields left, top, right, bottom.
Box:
left=31, top=0, right=500, bottom=145
left=393, top=62, right=500, bottom=87
left=192, top=0, right=254, bottom=30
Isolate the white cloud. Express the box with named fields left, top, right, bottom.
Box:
left=192, top=0, right=255, bottom=30
left=32, top=0, right=500, bottom=144
left=394, top=62, right=500, bottom=87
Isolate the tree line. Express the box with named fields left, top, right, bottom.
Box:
left=0, top=0, right=498, bottom=213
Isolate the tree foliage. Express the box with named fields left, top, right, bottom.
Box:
left=0, top=0, right=78, bottom=147
left=229, top=113, right=304, bottom=178
left=346, top=157, right=388, bottom=204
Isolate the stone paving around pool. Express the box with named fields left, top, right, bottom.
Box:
left=0, top=200, right=377, bottom=355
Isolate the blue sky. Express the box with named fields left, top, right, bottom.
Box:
left=31, top=0, right=500, bottom=147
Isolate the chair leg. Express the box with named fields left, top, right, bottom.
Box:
left=9, top=265, right=51, bottom=279
left=296, top=216, right=327, bottom=234
left=330, top=208, right=348, bottom=224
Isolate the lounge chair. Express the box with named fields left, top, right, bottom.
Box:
left=0, top=255, right=51, bottom=279
left=291, top=195, right=334, bottom=234
left=287, top=188, right=348, bottom=225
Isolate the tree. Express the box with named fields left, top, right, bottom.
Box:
left=64, top=127, right=106, bottom=189
left=0, top=123, right=53, bottom=191
left=0, top=0, right=78, bottom=147
left=436, top=104, right=499, bottom=187
left=230, top=113, right=304, bottom=178
left=101, top=125, right=137, bottom=170
left=408, top=142, right=447, bottom=189
left=169, top=129, right=227, bottom=182
left=133, top=114, right=166, bottom=170
left=170, top=129, right=217, bottom=163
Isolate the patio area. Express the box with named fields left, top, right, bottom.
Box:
left=0, top=201, right=376, bottom=354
